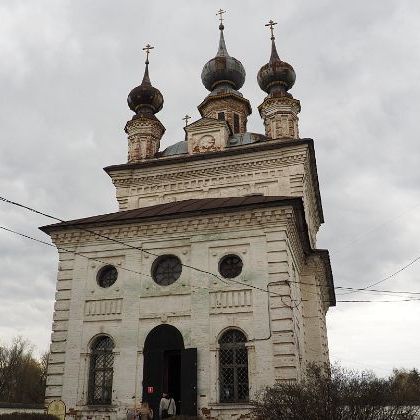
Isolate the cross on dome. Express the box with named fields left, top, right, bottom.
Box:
left=142, top=43, right=154, bottom=64
left=216, top=9, right=226, bottom=26
left=265, top=20, right=277, bottom=40
left=182, top=114, right=191, bottom=127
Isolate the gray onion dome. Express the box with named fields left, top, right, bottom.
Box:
left=257, top=37, right=296, bottom=96
left=201, top=24, right=246, bottom=92
left=127, top=60, right=164, bottom=115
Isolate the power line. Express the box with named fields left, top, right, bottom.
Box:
left=5, top=223, right=420, bottom=307
left=0, top=195, right=331, bottom=303
left=334, top=298, right=420, bottom=303
left=337, top=255, right=420, bottom=297
left=2, top=195, right=420, bottom=303
left=0, top=226, right=224, bottom=295
left=0, top=223, right=292, bottom=304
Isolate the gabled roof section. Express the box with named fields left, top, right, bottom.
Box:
left=184, top=116, right=231, bottom=134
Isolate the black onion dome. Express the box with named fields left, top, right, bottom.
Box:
left=127, top=60, right=163, bottom=115
left=201, top=24, right=246, bottom=92
left=257, top=37, right=296, bottom=96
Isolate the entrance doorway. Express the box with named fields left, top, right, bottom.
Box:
left=142, top=324, right=197, bottom=418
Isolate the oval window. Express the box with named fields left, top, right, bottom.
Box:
left=219, top=254, right=243, bottom=279
left=152, top=255, right=182, bottom=286
left=97, top=265, right=118, bottom=288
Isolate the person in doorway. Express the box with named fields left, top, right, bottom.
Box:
left=138, top=400, right=153, bottom=420
left=159, top=392, right=176, bottom=418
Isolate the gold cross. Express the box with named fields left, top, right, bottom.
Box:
left=142, top=43, right=154, bottom=63
left=182, top=114, right=191, bottom=127
left=265, top=19, right=277, bottom=40
left=216, top=9, right=226, bottom=25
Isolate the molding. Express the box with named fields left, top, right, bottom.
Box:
left=110, top=149, right=308, bottom=188
left=49, top=207, right=296, bottom=246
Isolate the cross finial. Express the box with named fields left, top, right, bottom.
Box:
left=182, top=114, right=191, bottom=127
left=265, top=19, right=277, bottom=40
left=142, top=43, right=154, bottom=64
left=216, top=9, right=226, bottom=25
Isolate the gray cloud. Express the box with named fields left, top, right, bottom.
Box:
left=0, top=0, right=419, bottom=372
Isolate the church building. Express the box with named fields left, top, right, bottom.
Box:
left=41, top=14, right=335, bottom=420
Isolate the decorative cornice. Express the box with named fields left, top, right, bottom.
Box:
left=197, top=91, right=252, bottom=115
left=104, top=138, right=324, bottom=223
left=49, top=205, right=303, bottom=247
left=110, top=148, right=308, bottom=188
left=104, top=138, right=313, bottom=173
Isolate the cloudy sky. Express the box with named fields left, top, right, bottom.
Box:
left=1, top=0, right=419, bottom=376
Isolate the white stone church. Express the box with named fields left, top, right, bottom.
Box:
left=41, top=17, right=335, bottom=420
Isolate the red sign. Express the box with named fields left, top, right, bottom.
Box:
left=147, top=386, right=154, bottom=394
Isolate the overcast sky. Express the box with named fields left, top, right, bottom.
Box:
left=1, top=0, right=419, bottom=376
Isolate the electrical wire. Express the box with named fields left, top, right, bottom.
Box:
left=2, top=195, right=420, bottom=303
left=0, top=224, right=296, bottom=302
left=0, top=195, right=327, bottom=301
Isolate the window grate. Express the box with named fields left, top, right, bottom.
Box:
left=219, top=330, right=249, bottom=402
left=88, top=336, right=114, bottom=405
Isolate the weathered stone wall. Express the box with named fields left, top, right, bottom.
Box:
left=45, top=206, right=330, bottom=420
left=108, top=142, right=322, bottom=247
left=198, top=95, right=251, bottom=134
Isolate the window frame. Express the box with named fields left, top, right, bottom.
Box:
left=218, top=254, right=243, bottom=279
left=96, top=265, right=118, bottom=288
left=88, top=336, right=115, bottom=405
left=151, top=254, right=182, bottom=286
left=233, top=113, right=240, bottom=133
left=218, top=329, right=249, bottom=403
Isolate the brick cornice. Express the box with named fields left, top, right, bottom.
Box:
left=104, top=138, right=313, bottom=173
left=110, top=149, right=308, bottom=187
left=48, top=202, right=310, bottom=251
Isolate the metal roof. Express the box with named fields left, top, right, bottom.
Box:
left=41, top=196, right=302, bottom=233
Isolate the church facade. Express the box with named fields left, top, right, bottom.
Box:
left=41, top=17, right=335, bottom=420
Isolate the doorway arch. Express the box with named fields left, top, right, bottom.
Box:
left=142, top=324, right=196, bottom=418
left=144, top=324, right=184, bottom=353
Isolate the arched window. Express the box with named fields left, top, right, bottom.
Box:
left=219, top=329, right=249, bottom=403
left=88, top=336, right=114, bottom=405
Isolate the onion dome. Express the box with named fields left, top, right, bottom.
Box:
left=127, top=51, right=163, bottom=116
left=257, top=31, right=296, bottom=96
left=201, top=23, right=246, bottom=92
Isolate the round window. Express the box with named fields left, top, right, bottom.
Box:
left=97, top=265, right=118, bottom=288
left=219, top=254, right=243, bottom=279
left=152, top=255, right=182, bottom=286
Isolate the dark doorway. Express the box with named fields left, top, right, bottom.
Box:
left=142, top=325, right=197, bottom=418
left=164, top=350, right=181, bottom=407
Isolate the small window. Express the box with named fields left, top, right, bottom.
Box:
left=218, top=112, right=225, bottom=120
left=219, top=329, right=249, bottom=402
left=97, top=265, right=118, bottom=288
left=233, top=113, right=240, bottom=133
left=152, top=255, right=182, bottom=286
left=88, top=336, right=114, bottom=405
left=219, top=254, right=243, bottom=279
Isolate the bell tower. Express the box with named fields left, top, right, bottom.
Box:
left=125, top=44, right=165, bottom=162
left=198, top=10, right=252, bottom=135
left=257, top=21, right=301, bottom=140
